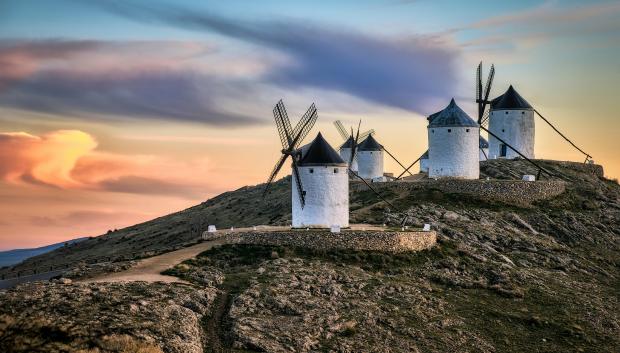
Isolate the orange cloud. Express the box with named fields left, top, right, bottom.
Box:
left=0, top=129, right=220, bottom=199
left=0, top=130, right=97, bottom=188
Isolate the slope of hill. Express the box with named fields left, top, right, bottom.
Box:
left=0, top=159, right=618, bottom=353
left=0, top=159, right=612, bottom=278
left=0, top=237, right=88, bottom=267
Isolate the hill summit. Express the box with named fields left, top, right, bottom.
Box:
left=0, top=159, right=618, bottom=353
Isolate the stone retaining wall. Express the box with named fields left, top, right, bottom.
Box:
left=204, top=230, right=436, bottom=253
left=354, top=179, right=566, bottom=205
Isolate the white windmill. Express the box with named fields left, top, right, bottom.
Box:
left=263, top=101, right=348, bottom=228
left=333, top=120, right=374, bottom=172
left=427, top=99, right=480, bottom=179
left=487, top=85, right=535, bottom=159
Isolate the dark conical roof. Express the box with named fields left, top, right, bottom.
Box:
left=428, top=99, right=478, bottom=128
left=479, top=135, right=489, bottom=149
left=299, top=132, right=346, bottom=166
left=491, top=85, right=532, bottom=110
left=357, top=134, right=382, bottom=151
left=339, top=135, right=355, bottom=149
left=427, top=110, right=442, bottom=123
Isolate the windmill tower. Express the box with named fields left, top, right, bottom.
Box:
left=474, top=62, right=591, bottom=179
left=427, top=99, right=479, bottom=179
left=487, top=86, right=535, bottom=159
left=356, top=134, right=384, bottom=181
left=479, top=135, right=489, bottom=161
left=263, top=100, right=348, bottom=228
left=333, top=120, right=374, bottom=172
left=419, top=150, right=429, bottom=173
left=292, top=133, right=348, bottom=228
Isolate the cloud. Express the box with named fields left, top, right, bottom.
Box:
left=0, top=130, right=97, bottom=188
left=456, top=1, right=620, bottom=53
left=466, top=1, right=620, bottom=30
left=98, top=175, right=208, bottom=198
left=0, top=40, right=260, bottom=126
left=0, top=40, right=100, bottom=91
left=95, top=1, right=460, bottom=113
left=0, top=69, right=258, bottom=125
left=0, top=129, right=216, bottom=199
left=29, top=210, right=150, bottom=228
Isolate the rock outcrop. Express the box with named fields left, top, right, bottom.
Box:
left=0, top=281, right=217, bottom=353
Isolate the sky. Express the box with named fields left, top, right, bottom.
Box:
left=0, top=0, right=618, bottom=250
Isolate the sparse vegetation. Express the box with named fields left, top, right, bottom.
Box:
left=0, top=159, right=618, bottom=352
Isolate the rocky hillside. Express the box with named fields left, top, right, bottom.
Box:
left=0, top=159, right=618, bottom=352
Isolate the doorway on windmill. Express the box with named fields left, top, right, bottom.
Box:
left=500, top=144, right=507, bottom=157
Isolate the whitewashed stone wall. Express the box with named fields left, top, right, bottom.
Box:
left=339, top=147, right=358, bottom=171
left=225, top=230, right=437, bottom=253
left=428, top=126, right=479, bottom=179
left=357, top=150, right=384, bottom=179
left=488, top=109, right=535, bottom=159
left=292, top=165, right=349, bottom=228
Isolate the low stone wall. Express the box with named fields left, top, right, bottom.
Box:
left=204, top=230, right=436, bottom=253
left=354, top=179, right=566, bottom=205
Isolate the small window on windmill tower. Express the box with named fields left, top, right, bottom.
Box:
left=333, top=168, right=338, bottom=173
left=466, top=129, right=470, bottom=132
left=448, top=129, right=452, bottom=133
left=309, top=168, right=314, bottom=174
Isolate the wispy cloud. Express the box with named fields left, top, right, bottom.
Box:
left=456, top=1, right=620, bottom=53
left=94, top=1, right=460, bottom=113
left=0, top=40, right=261, bottom=125
left=29, top=210, right=150, bottom=228
left=466, top=1, right=620, bottom=29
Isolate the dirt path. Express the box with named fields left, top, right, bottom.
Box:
left=84, top=224, right=385, bottom=284
left=86, top=238, right=227, bottom=283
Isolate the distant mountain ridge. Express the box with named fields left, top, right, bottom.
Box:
left=0, top=238, right=88, bottom=267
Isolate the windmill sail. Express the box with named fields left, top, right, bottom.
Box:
left=263, top=100, right=318, bottom=207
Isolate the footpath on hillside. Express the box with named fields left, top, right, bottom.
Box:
left=84, top=224, right=386, bottom=283
left=85, top=238, right=227, bottom=283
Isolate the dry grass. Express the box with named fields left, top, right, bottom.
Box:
left=77, top=334, right=163, bottom=353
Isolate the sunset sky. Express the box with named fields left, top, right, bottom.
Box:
left=0, top=0, right=618, bottom=250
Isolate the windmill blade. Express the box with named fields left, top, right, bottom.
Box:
left=348, top=127, right=356, bottom=166
left=263, top=154, right=289, bottom=196
left=480, top=110, right=490, bottom=127
left=273, top=100, right=293, bottom=148
left=358, top=129, right=375, bottom=141
left=334, top=120, right=349, bottom=140
left=291, top=159, right=306, bottom=208
left=481, top=64, right=495, bottom=117
left=382, top=145, right=413, bottom=177
left=476, top=62, right=483, bottom=123
left=483, top=65, right=495, bottom=102
left=349, top=121, right=362, bottom=166
left=291, top=103, right=318, bottom=149
left=476, top=62, right=482, bottom=101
